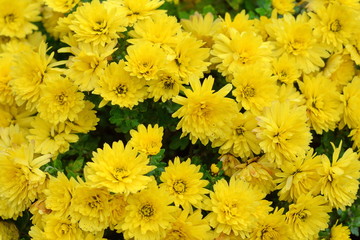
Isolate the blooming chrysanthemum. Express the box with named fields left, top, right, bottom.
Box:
left=0, top=220, right=19, bottom=240
left=277, top=83, right=305, bottom=107
left=69, top=0, right=126, bottom=46
left=181, top=12, right=222, bottom=49
left=233, top=156, right=276, bottom=195
left=171, top=32, right=210, bottom=83
left=232, top=65, right=278, bottom=115
left=254, top=101, right=312, bottom=166
left=318, top=141, right=360, bottom=210
left=164, top=209, right=212, bottom=239
left=43, top=214, right=84, bottom=239
left=172, top=75, right=239, bottom=145
left=323, top=52, right=355, bottom=90
left=329, top=223, right=351, bottom=240
left=160, top=157, right=209, bottom=209
left=309, top=3, right=357, bottom=51
left=27, top=116, right=79, bottom=157
left=9, top=42, right=63, bottom=111
left=0, top=0, right=41, bottom=38
left=106, top=0, right=165, bottom=27
left=340, top=76, right=360, bottom=128
left=0, top=143, right=51, bottom=219
left=147, top=67, right=183, bottom=102
left=207, top=177, right=272, bottom=238
left=125, top=41, right=167, bottom=81
left=275, top=149, right=323, bottom=202
left=109, top=193, right=128, bottom=231
left=0, top=124, right=27, bottom=151
left=44, top=0, right=81, bottom=13
left=121, top=179, right=178, bottom=240
left=271, top=54, right=301, bottom=85
left=299, top=73, right=343, bottom=134
left=249, top=208, right=290, bottom=240
left=272, top=0, right=295, bottom=14
left=85, top=140, right=155, bottom=195
left=129, top=13, right=181, bottom=45
left=69, top=182, right=111, bottom=233
left=41, top=7, right=64, bottom=40
left=0, top=103, right=35, bottom=130
left=214, top=111, right=261, bottom=158
left=65, top=100, right=99, bottom=134
left=211, top=29, right=273, bottom=77
left=61, top=39, right=117, bottom=91
left=0, top=55, right=15, bottom=105
left=219, top=11, right=255, bottom=37
left=43, top=172, right=78, bottom=217
left=285, top=194, right=331, bottom=239
left=93, top=60, right=147, bottom=108
left=37, top=75, right=85, bottom=124
left=128, top=124, right=164, bottom=156
left=265, top=13, right=330, bottom=74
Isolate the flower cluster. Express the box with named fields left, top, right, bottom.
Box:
left=0, top=0, right=359, bottom=239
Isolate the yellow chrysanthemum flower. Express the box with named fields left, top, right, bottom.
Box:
left=164, top=208, right=212, bottom=239
left=207, top=177, right=272, bottom=238
left=272, top=0, right=295, bottom=14
left=109, top=193, right=127, bottom=231
left=277, top=83, right=305, bottom=107
left=106, top=0, right=165, bottom=27
left=271, top=54, right=301, bottom=85
left=254, top=101, right=312, bottom=166
left=0, top=0, right=41, bottom=38
left=318, top=141, right=360, bottom=210
left=61, top=38, right=117, bottom=92
left=27, top=116, right=79, bottom=157
left=125, top=41, right=167, bottom=81
left=299, top=73, right=343, bottom=134
left=43, top=214, right=84, bottom=239
left=211, top=29, right=273, bottom=77
left=329, top=223, right=351, bottom=240
left=265, top=13, right=330, bottom=74
left=275, top=149, right=323, bottom=202
left=0, top=124, right=28, bottom=150
left=0, top=55, right=15, bottom=106
left=147, top=67, right=183, bottom=102
left=181, top=12, right=222, bottom=49
left=340, top=76, right=360, bottom=128
left=0, top=220, right=19, bottom=240
left=41, top=7, right=64, bottom=40
left=69, top=182, right=111, bottom=233
left=219, top=154, right=242, bottom=177
left=44, top=0, right=81, bottom=13
left=9, top=41, right=63, bottom=111
left=69, top=0, right=126, bottom=46
left=285, top=194, right=331, bottom=240
left=249, top=208, right=290, bottom=240
left=129, top=13, right=181, bottom=46
left=309, top=3, right=357, bottom=51
left=171, top=32, right=210, bottom=83
left=232, top=65, right=278, bottom=115
left=0, top=103, right=35, bottom=130
left=93, top=60, right=148, bottom=109
left=122, top=179, right=178, bottom=240
left=160, top=157, right=209, bottom=209
left=37, top=75, right=85, bottom=124
left=323, top=52, right=355, bottom=90
left=0, top=143, right=51, bottom=220
left=43, top=172, right=78, bottom=217
left=233, top=156, right=276, bottom=195
left=220, top=11, right=255, bottom=37
left=85, top=140, right=155, bottom=195
left=172, top=75, right=239, bottom=145
left=65, top=100, right=99, bottom=134
left=214, top=111, right=261, bottom=159
left=128, top=124, right=164, bottom=156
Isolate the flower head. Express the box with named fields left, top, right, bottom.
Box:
left=85, top=140, right=155, bottom=195
left=128, top=124, right=164, bottom=156
left=329, top=223, right=351, bottom=240
left=44, top=0, right=81, bottom=13
left=172, top=75, right=239, bottom=145
left=160, top=157, right=209, bottom=209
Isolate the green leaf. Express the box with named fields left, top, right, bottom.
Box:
left=226, top=0, right=243, bottom=10
left=202, top=5, right=217, bottom=15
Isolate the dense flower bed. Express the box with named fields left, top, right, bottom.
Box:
left=1, top=0, right=360, bottom=239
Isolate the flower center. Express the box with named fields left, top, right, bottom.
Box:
left=167, top=229, right=186, bottom=239
left=235, top=126, right=245, bottom=136
left=56, top=92, right=68, bottom=105
left=162, top=76, right=175, bottom=89
left=4, top=13, right=15, bottom=24
left=113, top=167, right=129, bottom=180
left=330, top=19, right=341, bottom=32
left=173, top=180, right=187, bottom=194
left=242, top=85, right=255, bottom=98
left=88, top=194, right=101, bottom=208
left=115, top=84, right=128, bottom=95
left=92, top=20, right=108, bottom=33
left=259, top=225, right=280, bottom=239
left=139, top=203, right=154, bottom=218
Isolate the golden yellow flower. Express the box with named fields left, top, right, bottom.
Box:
left=271, top=54, right=301, bottom=85
left=329, top=223, right=351, bottom=240
left=43, top=214, right=84, bottom=239
left=220, top=11, right=255, bottom=37
left=44, top=0, right=81, bottom=13
left=160, top=157, right=209, bottom=209
left=172, top=75, right=238, bottom=145
left=85, top=140, right=155, bottom=194
left=340, top=76, right=360, bottom=128
left=0, top=55, right=15, bottom=106
left=272, top=0, right=295, bottom=14
left=128, top=124, right=164, bottom=156
left=65, top=100, right=99, bottom=134
left=0, top=103, right=35, bottom=130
